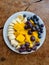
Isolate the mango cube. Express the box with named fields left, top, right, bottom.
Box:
left=16, top=34, right=25, bottom=42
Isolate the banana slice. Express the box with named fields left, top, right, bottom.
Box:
left=16, top=18, right=21, bottom=23
left=8, top=33, right=15, bottom=36
left=9, top=23, right=14, bottom=26
left=17, top=14, right=23, bottom=20
left=11, top=40, right=18, bottom=47
left=8, top=28, right=14, bottom=31
left=16, top=45, right=20, bottom=49
left=8, top=30, right=14, bottom=34
left=8, top=26, right=13, bottom=29
left=23, top=17, right=27, bottom=23
left=12, top=19, right=17, bottom=24
left=9, top=34, right=15, bottom=40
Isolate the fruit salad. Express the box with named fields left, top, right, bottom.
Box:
left=8, top=14, right=44, bottom=52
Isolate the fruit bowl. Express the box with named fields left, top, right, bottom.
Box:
left=3, top=11, right=46, bottom=54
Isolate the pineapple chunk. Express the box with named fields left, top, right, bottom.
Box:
left=16, top=34, right=25, bottom=42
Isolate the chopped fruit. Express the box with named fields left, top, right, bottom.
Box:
left=30, top=36, right=35, bottom=41
left=23, top=14, right=26, bottom=17
left=28, top=23, right=33, bottom=28
left=16, top=34, right=25, bottom=42
left=25, top=21, right=31, bottom=25
left=31, top=46, right=37, bottom=50
left=24, top=25, right=28, bottom=29
left=29, top=43, right=34, bottom=48
left=27, top=17, right=30, bottom=21
left=32, top=32, right=38, bottom=38
left=21, top=44, right=26, bottom=49
left=27, top=48, right=31, bottom=52
left=31, top=27, right=36, bottom=31
left=13, top=22, right=25, bottom=31
left=28, top=30, right=32, bottom=35
left=35, top=42, right=40, bottom=46
left=25, top=42, right=30, bottom=47
left=40, top=24, right=44, bottom=27
left=14, top=31, right=20, bottom=37
left=8, top=14, right=43, bottom=53
left=30, top=20, right=34, bottom=24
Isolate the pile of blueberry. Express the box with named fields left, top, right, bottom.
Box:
left=18, top=14, right=44, bottom=53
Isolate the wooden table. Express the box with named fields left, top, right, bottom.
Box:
left=0, top=0, right=49, bottom=65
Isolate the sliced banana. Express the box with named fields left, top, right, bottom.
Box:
left=16, top=45, right=20, bottom=49
left=16, top=18, right=21, bottom=23
left=9, top=23, right=14, bottom=26
left=8, top=26, right=13, bottom=29
left=17, top=14, right=23, bottom=20
left=8, top=30, right=14, bottom=34
left=12, top=19, right=17, bottom=24
left=24, top=17, right=27, bottom=23
left=9, top=35, right=15, bottom=40
left=8, top=33, right=15, bottom=36
left=11, top=40, right=18, bottom=47
left=8, top=28, right=14, bottom=31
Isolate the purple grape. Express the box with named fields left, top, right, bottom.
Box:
left=30, top=36, right=35, bottom=41
left=28, top=30, right=32, bottom=35
left=24, top=25, right=28, bottom=29
left=31, top=46, right=37, bottom=50
left=25, top=42, right=30, bottom=47
left=36, top=42, right=40, bottom=46
left=27, top=48, right=31, bottom=52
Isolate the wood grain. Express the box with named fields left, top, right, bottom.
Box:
left=0, top=0, right=49, bottom=65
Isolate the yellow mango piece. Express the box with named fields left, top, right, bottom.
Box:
left=14, top=31, right=20, bottom=37
left=36, top=38, right=40, bottom=42
left=13, top=22, right=25, bottom=31
left=30, top=20, right=34, bottom=24
left=29, top=43, right=34, bottom=48
left=25, top=34, right=32, bottom=44
left=32, top=32, right=38, bottom=38
left=16, top=34, right=25, bottom=42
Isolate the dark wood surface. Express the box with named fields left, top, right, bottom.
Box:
left=0, top=0, right=49, bottom=65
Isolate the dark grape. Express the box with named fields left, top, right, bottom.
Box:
left=30, top=36, right=35, bottom=41
left=28, top=30, right=32, bottom=35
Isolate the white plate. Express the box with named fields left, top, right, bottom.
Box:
left=3, top=11, right=46, bottom=54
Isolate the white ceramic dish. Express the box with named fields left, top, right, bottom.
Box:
left=3, top=11, right=46, bottom=54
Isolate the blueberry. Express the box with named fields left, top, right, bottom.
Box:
left=38, top=35, right=41, bottom=38
left=34, top=21, right=38, bottom=24
left=30, top=36, right=35, bottom=41
left=31, top=27, right=36, bottom=31
left=38, top=32, right=41, bottom=36
left=33, top=15, right=37, bottom=19
left=27, top=17, right=30, bottom=21
left=25, top=42, right=30, bottom=47
left=28, top=30, right=32, bottom=35
left=40, top=29, right=43, bottom=33
left=36, top=42, right=40, bottom=46
left=35, top=25, right=39, bottom=30
left=24, top=25, right=28, bottom=29
left=30, top=16, right=33, bottom=20
left=36, top=18, right=39, bottom=21
left=23, top=14, right=26, bottom=17
left=40, top=24, right=44, bottom=27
